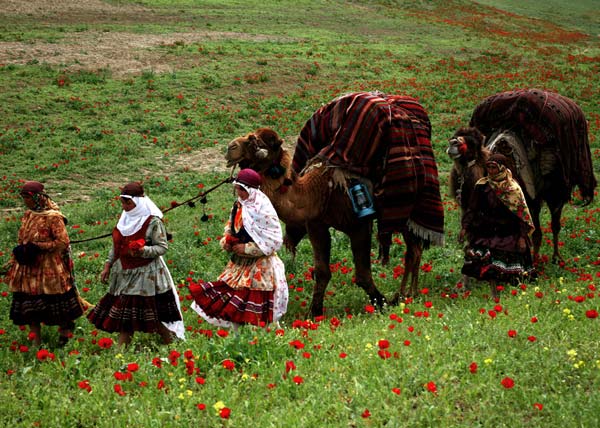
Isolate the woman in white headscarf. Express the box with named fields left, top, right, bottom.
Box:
left=88, top=182, right=184, bottom=346
left=190, top=169, right=288, bottom=329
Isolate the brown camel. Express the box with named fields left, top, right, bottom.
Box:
left=463, top=89, right=597, bottom=262
left=225, top=128, right=385, bottom=316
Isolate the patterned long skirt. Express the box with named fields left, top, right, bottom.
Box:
left=462, top=245, right=535, bottom=284
left=10, top=286, right=85, bottom=327
left=189, top=280, right=274, bottom=327
left=87, top=290, right=182, bottom=333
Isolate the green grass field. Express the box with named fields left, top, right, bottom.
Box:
left=1, top=0, right=599, bottom=426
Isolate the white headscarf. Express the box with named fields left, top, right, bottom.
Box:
left=234, top=182, right=282, bottom=255
left=116, top=195, right=163, bottom=236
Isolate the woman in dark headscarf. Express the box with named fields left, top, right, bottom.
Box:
left=6, top=181, right=87, bottom=347
left=460, top=154, right=535, bottom=296
left=189, top=169, right=288, bottom=329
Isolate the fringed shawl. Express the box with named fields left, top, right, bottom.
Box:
left=293, top=91, right=444, bottom=246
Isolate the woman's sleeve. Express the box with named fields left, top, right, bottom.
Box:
left=34, top=215, right=69, bottom=252
left=141, top=217, right=168, bottom=258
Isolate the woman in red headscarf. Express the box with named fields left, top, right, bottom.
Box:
left=459, top=154, right=536, bottom=296
left=189, top=169, right=288, bottom=329
left=6, top=181, right=87, bottom=347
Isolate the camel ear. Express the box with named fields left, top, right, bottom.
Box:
left=256, top=128, right=283, bottom=151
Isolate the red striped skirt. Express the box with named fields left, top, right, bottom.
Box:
left=189, top=280, right=274, bottom=326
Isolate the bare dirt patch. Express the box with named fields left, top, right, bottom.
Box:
left=0, top=0, right=293, bottom=77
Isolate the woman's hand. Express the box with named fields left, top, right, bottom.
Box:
left=100, top=263, right=111, bottom=283
left=232, top=243, right=246, bottom=255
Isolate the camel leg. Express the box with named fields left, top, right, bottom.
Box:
left=407, top=236, right=423, bottom=297
left=377, top=232, right=391, bottom=266
left=529, top=199, right=542, bottom=261
left=548, top=202, right=564, bottom=263
left=350, top=223, right=386, bottom=309
left=306, top=222, right=332, bottom=318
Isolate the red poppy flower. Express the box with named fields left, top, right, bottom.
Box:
left=285, top=360, right=296, bottom=373
left=426, top=381, right=438, bottom=394
left=219, top=408, right=231, bottom=419
left=469, top=362, right=478, bottom=373
left=113, top=384, right=126, bottom=396
left=391, top=387, right=401, bottom=395
left=36, top=349, right=55, bottom=362
left=126, top=363, right=139, bottom=372
left=78, top=380, right=92, bottom=393
left=152, top=357, right=162, bottom=368
left=292, top=376, right=304, bottom=384
left=507, top=330, right=517, bottom=338
left=365, top=305, right=375, bottom=314
left=586, top=309, right=599, bottom=319
left=217, top=329, right=229, bottom=338
left=361, top=409, right=371, bottom=418
left=196, top=403, right=206, bottom=411
left=222, top=359, right=235, bottom=371
left=501, top=377, right=515, bottom=389
left=378, top=349, right=391, bottom=359
left=97, top=337, right=114, bottom=349
left=378, top=339, right=390, bottom=349
left=128, top=239, right=146, bottom=251
left=533, top=403, right=543, bottom=411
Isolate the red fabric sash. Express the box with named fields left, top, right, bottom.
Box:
left=112, top=217, right=153, bottom=270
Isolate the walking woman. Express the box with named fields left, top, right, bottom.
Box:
left=87, top=182, right=184, bottom=346
left=6, top=181, right=87, bottom=347
left=189, top=169, right=288, bottom=329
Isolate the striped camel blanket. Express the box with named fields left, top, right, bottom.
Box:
left=470, top=89, right=597, bottom=200
left=293, top=91, right=445, bottom=246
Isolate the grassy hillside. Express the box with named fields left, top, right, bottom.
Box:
left=0, top=1, right=599, bottom=427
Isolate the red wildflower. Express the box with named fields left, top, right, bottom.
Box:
left=426, top=381, right=438, bottom=395
left=157, top=379, right=166, bottom=390
left=36, top=349, right=55, bottom=362
left=378, top=349, right=391, bottom=359
left=533, top=403, right=543, bottom=411
left=501, top=377, right=515, bottom=389
left=531, top=316, right=538, bottom=323
left=128, top=239, right=146, bottom=251
left=288, top=340, right=305, bottom=349
left=364, top=305, right=375, bottom=314
left=361, top=409, right=371, bottom=418
left=126, top=363, right=139, bottom=372
left=152, top=357, right=162, bottom=368
left=339, top=352, right=348, bottom=358
left=378, top=339, right=390, bottom=349
left=285, top=360, right=296, bottom=373
left=391, top=387, right=401, bottom=395
left=222, top=359, right=235, bottom=371
left=292, top=375, right=304, bottom=384
left=78, top=380, right=92, bottom=393
left=586, top=309, right=599, bottom=319
left=113, top=384, right=126, bottom=396
left=219, top=408, right=231, bottom=419
left=507, top=330, right=517, bottom=338
left=196, top=403, right=206, bottom=411
left=469, top=362, right=478, bottom=373
left=97, top=337, right=114, bottom=349
left=527, top=336, right=537, bottom=342
left=216, top=329, right=229, bottom=338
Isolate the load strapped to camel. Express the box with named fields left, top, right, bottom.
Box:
left=469, top=88, right=597, bottom=203
left=292, top=91, right=445, bottom=247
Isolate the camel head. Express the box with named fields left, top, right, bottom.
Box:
left=447, top=126, right=488, bottom=164
left=225, top=128, right=285, bottom=174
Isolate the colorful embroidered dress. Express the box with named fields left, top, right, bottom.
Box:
left=8, top=206, right=85, bottom=326
left=461, top=164, right=535, bottom=282
left=190, top=182, right=288, bottom=328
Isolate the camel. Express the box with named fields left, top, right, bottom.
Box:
left=224, top=93, right=445, bottom=317
left=458, top=89, right=597, bottom=263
